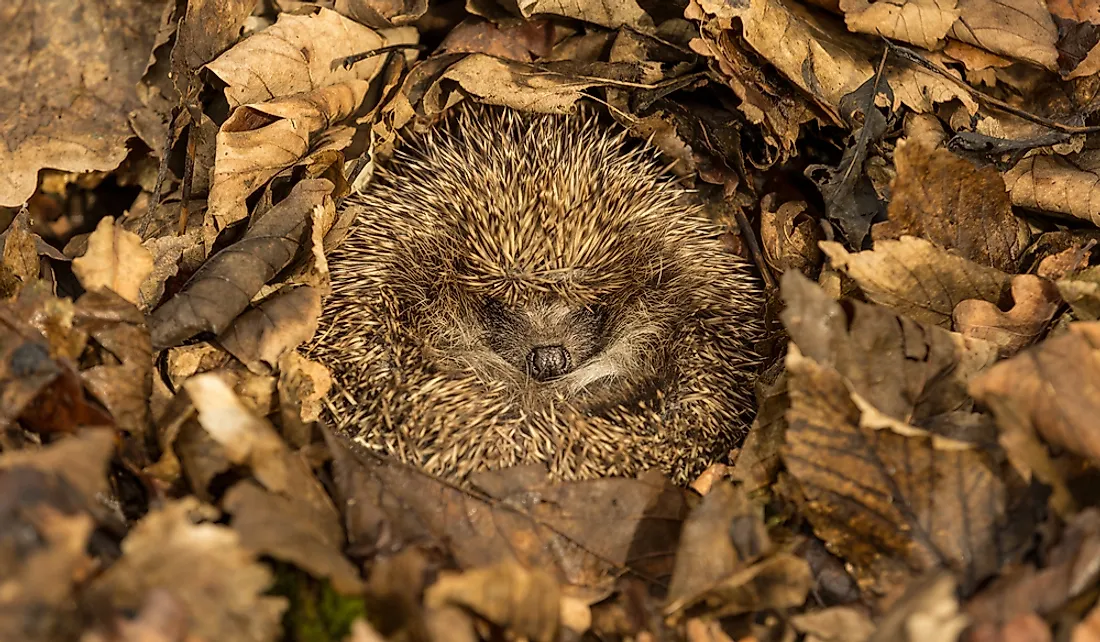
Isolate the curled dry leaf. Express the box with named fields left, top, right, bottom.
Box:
left=822, top=236, right=1012, bottom=328
left=953, top=275, right=1062, bottom=356
left=150, top=179, right=332, bottom=349
left=874, top=138, right=1030, bottom=273
left=219, top=286, right=322, bottom=375
left=780, top=273, right=1038, bottom=606
left=970, top=322, right=1100, bottom=501
left=664, top=482, right=812, bottom=620
left=425, top=562, right=563, bottom=642
left=90, top=498, right=286, bottom=642
left=759, top=197, right=823, bottom=278
left=1004, top=152, right=1100, bottom=226
left=0, top=0, right=161, bottom=206
left=204, top=9, right=417, bottom=236
left=326, top=430, right=689, bottom=600
left=335, top=0, right=429, bottom=28
left=72, top=217, right=155, bottom=308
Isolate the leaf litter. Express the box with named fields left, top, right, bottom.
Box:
left=4, top=0, right=1100, bottom=640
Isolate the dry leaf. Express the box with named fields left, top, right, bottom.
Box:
left=948, top=0, right=1058, bottom=70
left=425, top=562, right=562, bottom=642
left=822, top=236, right=1013, bottom=328
left=150, top=179, right=332, bottom=349
left=1003, top=152, right=1100, bottom=226
left=869, top=573, right=968, bottom=642
left=439, top=17, right=557, bottom=61
left=759, top=196, right=823, bottom=278
left=517, top=0, right=653, bottom=31
left=790, top=606, right=876, bottom=642
left=1058, top=266, right=1100, bottom=320
left=780, top=273, right=1037, bottom=605
left=90, top=498, right=286, bottom=642
left=953, top=275, right=1062, bottom=357
left=874, top=138, right=1030, bottom=273
left=0, top=0, right=161, bottom=206
left=425, top=55, right=596, bottom=115
left=72, top=217, right=155, bottom=307
left=0, top=208, right=43, bottom=297
left=335, top=0, right=429, bottom=28
left=970, top=322, right=1100, bottom=482
left=219, top=286, right=322, bottom=375
left=840, top=0, right=960, bottom=50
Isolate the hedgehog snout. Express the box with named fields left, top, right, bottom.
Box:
left=527, top=345, right=572, bottom=381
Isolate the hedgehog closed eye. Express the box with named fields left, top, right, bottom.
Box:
left=305, top=103, right=764, bottom=484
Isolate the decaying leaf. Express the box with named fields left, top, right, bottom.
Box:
left=91, top=498, right=287, bottom=642
left=953, top=275, right=1062, bottom=357
left=72, top=217, right=155, bottom=307
left=874, top=138, right=1030, bottom=273
left=0, top=0, right=161, bottom=206
left=822, top=236, right=1013, bottom=328
left=780, top=273, right=1037, bottom=606
left=150, top=179, right=333, bottom=349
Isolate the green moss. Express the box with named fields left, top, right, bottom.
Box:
left=271, top=563, right=370, bottom=642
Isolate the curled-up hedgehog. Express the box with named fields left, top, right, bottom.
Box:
left=306, top=103, right=764, bottom=484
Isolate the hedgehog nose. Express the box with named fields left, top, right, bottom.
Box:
left=527, top=345, right=571, bottom=381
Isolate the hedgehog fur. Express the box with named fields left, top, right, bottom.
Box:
left=305, top=103, right=764, bottom=483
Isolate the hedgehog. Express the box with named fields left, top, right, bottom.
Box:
left=305, top=102, right=764, bottom=484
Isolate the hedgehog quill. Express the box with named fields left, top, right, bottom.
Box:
left=306, top=104, right=764, bottom=484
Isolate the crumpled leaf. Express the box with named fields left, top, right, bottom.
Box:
left=90, top=498, right=286, bottom=642
left=759, top=197, right=822, bottom=278
left=1003, top=152, right=1100, bottom=226
left=873, top=138, right=1030, bottom=273
left=780, top=273, right=1037, bottom=606
left=203, top=9, right=417, bottom=235
left=72, top=217, right=155, bottom=307
left=953, top=275, right=1062, bottom=357
left=327, top=430, right=690, bottom=600
left=664, top=482, right=812, bottom=619
left=219, top=285, right=322, bottom=376
left=425, top=562, right=564, bottom=642
left=335, top=0, right=428, bottom=28
left=822, top=236, right=1013, bottom=328
left=0, top=0, right=161, bottom=206
left=970, top=322, right=1100, bottom=509
left=150, top=179, right=333, bottom=349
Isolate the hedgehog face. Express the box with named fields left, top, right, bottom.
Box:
left=478, top=295, right=609, bottom=381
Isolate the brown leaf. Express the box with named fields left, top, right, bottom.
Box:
left=0, top=0, right=161, bottom=206
left=790, top=607, right=876, bottom=642
left=79, top=589, right=194, bottom=642
left=0, top=208, right=43, bottom=298
left=780, top=273, right=1036, bottom=606
left=421, top=55, right=597, bottom=116
left=1058, top=266, right=1100, bottom=320
left=759, top=196, right=823, bottom=278
left=425, top=562, right=563, bottom=642
left=966, top=509, right=1100, bottom=631
left=948, top=0, right=1059, bottom=70
left=969, top=612, right=1052, bottom=642
left=327, top=430, right=690, bottom=599
left=223, top=480, right=363, bottom=594
left=335, top=0, right=429, bottom=28
left=91, top=498, right=286, bottom=642
left=839, top=0, right=960, bottom=50
left=439, top=18, right=557, bottom=61
left=1003, top=152, right=1100, bottom=225
left=149, top=179, right=332, bottom=349
left=869, top=573, right=969, bottom=642
left=517, top=0, right=654, bottom=30
left=822, top=236, right=1013, bottom=328
left=72, top=217, right=155, bottom=307
left=970, top=322, right=1100, bottom=506
left=953, top=275, right=1062, bottom=357
left=664, top=483, right=811, bottom=619
left=873, top=139, right=1030, bottom=273
left=219, top=286, right=321, bottom=375
left=0, top=429, right=116, bottom=517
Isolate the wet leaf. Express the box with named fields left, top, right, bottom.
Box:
left=150, top=179, right=333, bottom=349
left=0, top=0, right=161, bottom=206
left=91, top=498, right=287, bottom=642
left=72, top=217, right=155, bottom=307
left=873, top=138, right=1030, bottom=273
left=822, top=236, right=1013, bottom=328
